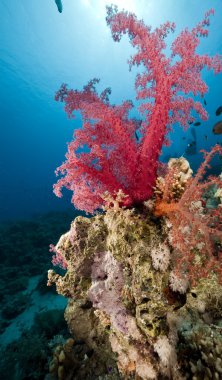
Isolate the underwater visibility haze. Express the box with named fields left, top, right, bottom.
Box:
left=0, top=1, right=222, bottom=379
left=0, top=0, right=222, bottom=221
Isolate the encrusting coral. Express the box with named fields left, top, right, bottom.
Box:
left=48, top=190, right=222, bottom=379
left=48, top=206, right=168, bottom=378
left=154, top=156, right=193, bottom=201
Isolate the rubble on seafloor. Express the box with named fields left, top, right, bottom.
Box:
left=47, top=199, right=222, bottom=380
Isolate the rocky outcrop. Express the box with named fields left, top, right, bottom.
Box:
left=48, top=205, right=222, bottom=379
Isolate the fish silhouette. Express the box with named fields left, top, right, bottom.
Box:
left=185, top=128, right=197, bottom=156
left=55, top=0, right=63, bottom=13
left=216, top=106, right=222, bottom=116
left=213, top=120, right=222, bottom=135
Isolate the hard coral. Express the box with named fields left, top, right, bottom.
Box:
left=48, top=208, right=177, bottom=378
left=54, top=7, right=222, bottom=213
left=49, top=206, right=222, bottom=379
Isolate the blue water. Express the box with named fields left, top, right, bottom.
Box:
left=0, top=0, right=222, bottom=221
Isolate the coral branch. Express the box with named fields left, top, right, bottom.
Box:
left=154, top=145, right=222, bottom=286
left=54, top=7, right=222, bottom=213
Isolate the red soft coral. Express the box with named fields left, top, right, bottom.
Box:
left=54, top=79, right=138, bottom=213
left=54, top=8, right=222, bottom=213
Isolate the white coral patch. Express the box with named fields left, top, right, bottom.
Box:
left=151, top=242, right=170, bottom=272
left=169, top=271, right=189, bottom=294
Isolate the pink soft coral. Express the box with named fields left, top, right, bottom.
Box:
left=49, top=243, right=68, bottom=270
left=54, top=79, right=138, bottom=213
left=154, top=145, right=222, bottom=286
left=54, top=7, right=222, bottom=213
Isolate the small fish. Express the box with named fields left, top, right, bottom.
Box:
left=188, top=121, right=193, bottom=125
left=187, top=141, right=196, bottom=147
left=55, top=0, right=63, bottom=13
left=182, top=136, right=186, bottom=140
left=216, top=106, right=222, bottom=116
left=212, top=120, right=222, bottom=135
left=205, top=135, right=208, bottom=140
left=135, top=131, right=139, bottom=141
left=193, top=122, right=201, bottom=126
left=184, top=127, right=197, bottom=156
left=185, top=141, right=197, bottom=156
left=204, top=99, right=207, bottom=106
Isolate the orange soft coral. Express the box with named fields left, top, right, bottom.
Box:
left=154, top=145, right=222, bottom=286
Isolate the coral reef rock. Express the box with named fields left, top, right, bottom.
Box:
left=48, top=206, right=222, bottom=379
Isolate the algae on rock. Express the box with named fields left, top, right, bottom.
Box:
left=48, top=206, right=222, bottom=379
